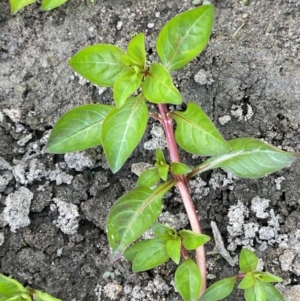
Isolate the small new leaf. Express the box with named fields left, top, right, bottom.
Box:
left=127, top=33, right=146, bottom=69
left=102, top=95, right=148, bottom=173
left=41, top=0, right=68, bottom=11
left=46, top=104, right=112, bottom=153
left=152, top=222, right=177, bottom=240
left=137, top=168, right=160, bottom=187
left=69, top=44, right=128, bottom=87
left=238, top=272, right=255, bottom=289
left=156, top=5, right=214, bottom=71
left=175, top=259, right=202, bottom=301
left=166, top=238, right=181, bottom=264
left=169, top=162, right=192, bottom=175
left=158, top=165, right=169, bottom=181
left=255, top=272, right=283, bottom=283
left=9, top=0, right=36, bottom=14
left=132, top=238, right=169, bottom=272
left=171, top=102, right=230, bottom=156
left=201, top=277, right=237, bottom=301
left=239, top=248, right=259, bottom=273
left=178, top=230, right=210, bottom=250
left=156, top=149, right=166, bottom=165
left=142, top=63, right=182, bottom=105
left=244, top=281, right=266, bottom=301
left=260, top=281, right=284, bottom=301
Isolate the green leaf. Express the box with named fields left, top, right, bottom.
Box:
left=107, top=180, right=176, bottom=257
left=201, top=277, right=237, bottom=301
left=156, top=5, right=214, bottom=71
left=124, top=240, right=152, bottom=262
left=33, top=290, right=62, bottom=301
left=113, top=69, right=143, bottom=108
left=239, top=248, right=259, bottom=273
left=238, top=272, right=255, bottom=289
left=152, top=222, right=177, bottom=240
left=41, top=0, right=68, bottom=11
left=260, top=282, right=284, bottom=301
left=171, top=102, right=230, bottom=156
left=3, top=294, right=31, bottom=301
left=244, top=281, right=266, bottom=301
left=175, top=258, right=202, bottom=301
left=255, top=272, right=283, bottom=283
left=170, top=162, right=192, bottom=175
left=191, top=138, right=298, bottom=179
left=127, top=33, right=146, bottom=69
left=132, top=238, right=169, bottom=272
left=9, top=0, right=36, bottom=13
left=0, top=274, right=28, bottom=297
left=101, top=95, right=148, bottom=173
left=156, top=149, right=166, bottom=165
left=158, top=165, right=169, bottom=181
left=69, top=44, right=128, bottom=87
left=46, top=104, right=112, bottom=153
left=178, top=230, right=210, bottom=250
left=137, top=168, right=160, bottom=188
left=142, top=63, right=182, bottom=105
left=166, top=238, right=181, bottom=264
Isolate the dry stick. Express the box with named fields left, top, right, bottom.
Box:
left=157, top=103, right=207, bottom=297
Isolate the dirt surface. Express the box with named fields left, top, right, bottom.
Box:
left=1, top=0, right=300, bottom=300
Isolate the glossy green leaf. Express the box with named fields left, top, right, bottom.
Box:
left=107, top=180, right=176, bottom=257
left=244, top=281, right=266, bottom=301
left=190, top=138, right=298, bottom=179
left=41, top=0, right=68, bottom=11
left=239, top=248, right=259, bottom=273
left=137, top=168, right=160, bottom=187
left=9, top=0, right=36, bottom=13
left=171, top=102, right=230, bottom=156
left=166, top=238, right=181, bottom=264
left=170, top=162, right=192, bottom=175
left=46, top=104, right=112, bottom=153
left=142, top=63, right=182, bottom=105
left=158, top=165, right=169, bottom=181
left=101, top=95, right=148, bottom=173
left=255, top=272, right=283, bottom=283
left=132, top=238, right=169, bottom=272
left=175, top=258, right=202, bottom=301
left=33, top=290, right=62, bottom=301
left=152, top=222, right=177, bottom=240
left=113, top=69, right=143, bottom=108
left=238, top=272, right=255, bottom=289
left=156, top=5, right=214, bottom=71
left=178, top=230, right=210, bottom=250
left=0, top=274, right=27, bottom=297
left=201, top=277, right=237, bottom=301
left=127, top=33, right=146, bottom=69
left=124, top=240, right=152, bottom=262
left=260, top=282, right=284, bottom=301
left=69, top=44, right=128, bottom=87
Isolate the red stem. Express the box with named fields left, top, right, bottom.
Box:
left=157, top=104, right=207, bottom=297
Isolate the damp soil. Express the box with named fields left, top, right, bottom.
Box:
left=1, top=0, right=300, bottom=300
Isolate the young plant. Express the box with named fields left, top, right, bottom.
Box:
left=46, top=3, right=297, bottom=301
left=0, top=273, right=61, bottom=301
left=9, top=0, right=69, bottom=14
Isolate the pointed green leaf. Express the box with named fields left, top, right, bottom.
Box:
left=171, top=102, right=230, bottom=156
left=9, top=0, right=36, bottom=13
left=41, top=0, right=68, bottom=11
left=260, top=282, right=284, bottom=301
left=244, top=281, right=266, bottom=301
left=152, top=222, right=177, bottom=240
left=201, top=277, right=237, bottom=301
left=158, top=165, right=169, bottom=181
left=170, top=162, right=192, bottom=175
left=33, top=290, right=62, bottom=301
left=142, top=63, right=182, bottom=105
left=239, top=248, right=259, bottom=273
left=156, top=149, right=166, bottom=165
left=178, top=230, right=210, bottom=250
left=46, top=104, right=112, bottom=153
left=255, top=272, right=283, bottom=283
left=132, top=238, right=169, bottom=272
left=137, top=168, right=160, bottom=188
left=101, top=95, right=148, bottom=173
left=156, top=5, right=214, bottom=71
left=175, top=258, right=202, bottom=301
left=107, top=180, right=176, bottom=257
left=4, top=294, right=30, bottom=301
left=127, top=33, right=146, bottom=69
left=166, top=238, right=181, bottom=264
left=238, top=272, right=255, bottom=289
left=191, top=138, right=298, bottom=179
left=69, top=44, right=128, bottom=87
left=113, top=69, right=143, bottom=108
left=0, top=274, right=27, bottom=297
left=124, top=240, right=152, bottom=262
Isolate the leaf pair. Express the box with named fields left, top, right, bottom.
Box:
left=10, top=0, right=68, bottom=14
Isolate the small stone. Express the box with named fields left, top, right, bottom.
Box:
left=147, top=23, right=155, bottom=29
left=103, top=283, right=123, bottom=300
left=116, top=21, right=123, bottom=30
left=218, top=115, right=231, bottom=125
left=251, top=196, right=270, bottom=219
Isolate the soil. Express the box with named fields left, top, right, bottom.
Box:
left=1, top=0, right=300, bottom=300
